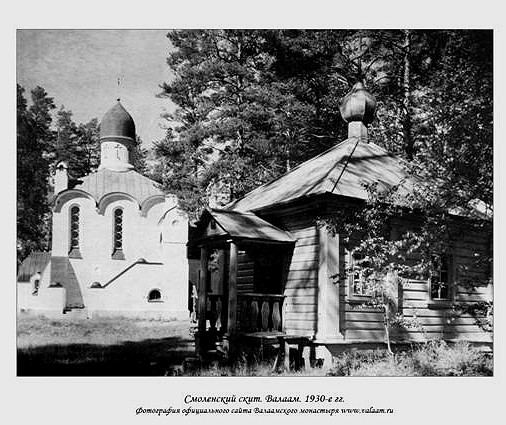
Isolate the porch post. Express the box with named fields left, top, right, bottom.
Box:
left=223, top=241, right=238, bottom=357
left=316, top=227, right=343, bottom=342
left=196, top=246, right=209, bottom=354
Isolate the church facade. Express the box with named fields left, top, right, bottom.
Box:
left=17, top=100, right=189, bottom=319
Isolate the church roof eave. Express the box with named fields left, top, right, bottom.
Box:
left=71, top=168, right=164, bottom=206
left=52, top=189, right=96, bottom=212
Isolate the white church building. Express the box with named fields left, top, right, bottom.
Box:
left=17, top=100, right=189, bottom=319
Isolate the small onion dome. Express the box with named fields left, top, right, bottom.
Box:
left=339, top=82, right=377, bottom=125
left=100, top=100, right=136, bottom=142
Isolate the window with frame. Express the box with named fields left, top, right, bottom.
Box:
left=346, top=249, right=373, bottom=298
left=430, top=254, right=452, bottom=300
left=69, top=205, right=81, bottom=257
left=112, top=208, right=125, bottom=259
left=148, top=289, right=162, bottom=302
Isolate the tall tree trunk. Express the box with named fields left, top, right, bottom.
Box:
left=403, top=29, right=414, bottom=160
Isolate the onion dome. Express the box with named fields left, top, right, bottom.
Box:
left=99, top=99, right=136, bottom=171
left=339, top=82, right=377, bottom=125
left=100, top=99, right=136, bottom=143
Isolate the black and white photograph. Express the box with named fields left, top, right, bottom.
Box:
left=15, top=27, right=494, bottom=378
left=4, top=1, right=504, bottom=423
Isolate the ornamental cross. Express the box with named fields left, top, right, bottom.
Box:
left=114, top=143, right=122, bottom=160
left=117, top=76, right=122, bottom=101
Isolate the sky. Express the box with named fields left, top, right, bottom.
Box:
left=17, top=29, right=175, bottom=145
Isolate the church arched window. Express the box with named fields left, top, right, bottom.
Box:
left=112, top=207, right=125, bottom=259
left=69, top=205, right=81, bottom=258
left=148, top=289, right=162, bottom=302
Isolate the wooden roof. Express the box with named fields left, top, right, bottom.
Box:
left=228, top=138, right=415, bottom=212
left=70, top=168, right=164, bottom=205
left=195, top=209, right=295, bottom=245
left=17, top=251, right=51, bottom=282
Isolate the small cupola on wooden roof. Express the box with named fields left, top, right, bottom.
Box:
left=99, top=99, right=136, bottom=172
left=339, top=82, right=377, bottom=141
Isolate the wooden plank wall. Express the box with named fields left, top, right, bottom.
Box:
left=237, top=250, right=254, bottom=293
left=399, top=279, right=491, bottom=342
left=235, top=250, right=255, bottom=333
left=344, top=284, right=491, bottom=343
left=342, top=222, right=492, bottom=343
left=261, top=200, right=491, bottom=344
left=340, top=231, right=386, bottom=341
left=273, top=214, right=319, bottom=336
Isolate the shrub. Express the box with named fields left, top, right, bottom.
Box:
left=349, top=356, right=415, bottom=376
left=329, top=349, right=393, bottom=376
left=328, top=341, right=492, bottom=377
left=411, top=340, right=492, bottom=376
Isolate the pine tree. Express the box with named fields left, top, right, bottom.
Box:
left=155, top=30, right=352, bottom=217
left=17, top=85, right=55, bottom=264
left=17, top=87, right=105, bottom=263
left=154, top=29, right=492, bottom=222
left=74, top=118, right=101, bottom=176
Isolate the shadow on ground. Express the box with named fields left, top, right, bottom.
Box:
left=17, top=336, right=195, bottom=376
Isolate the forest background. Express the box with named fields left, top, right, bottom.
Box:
left=17, top=30, right=492, bottom=269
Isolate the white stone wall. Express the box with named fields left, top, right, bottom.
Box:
left=17, top=262, right=56, bottom=311
left=86, top=263, right=187, bottom=319
left=100, top=141, right=133, bottom=171
left=50, top=194, right=189, bottom=317
left=18, top=284, right=66, bottom=313
left=53, top=196, right=165, bottom=262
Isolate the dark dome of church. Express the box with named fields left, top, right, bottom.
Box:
left=100, top=100, right=136, bottom=142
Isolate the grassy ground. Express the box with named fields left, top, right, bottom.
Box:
left=185, top=341, right=493, bottom=377
left=17, top=313, right=195, bottom=376
left=17, top=314, right=493, bottom=377
left=328, top=341, right=493, bottom=376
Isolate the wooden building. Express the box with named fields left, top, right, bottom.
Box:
left=191, top=82, right=493, bottom=365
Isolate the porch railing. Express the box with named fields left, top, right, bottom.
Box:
left=205, top=293, right=286, bottom=335
left=237, top=293, right=285, bottom=333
